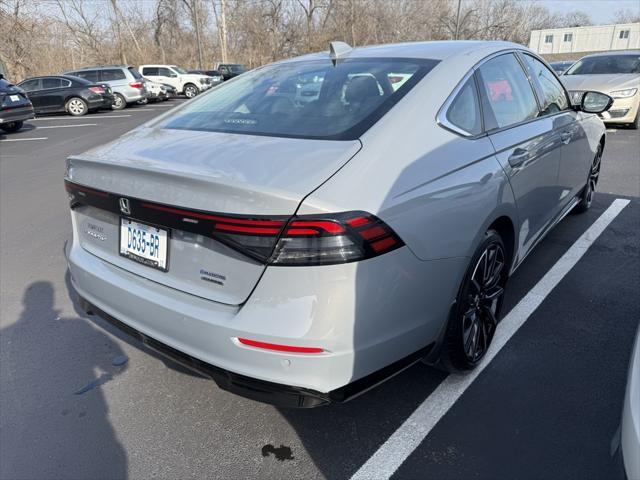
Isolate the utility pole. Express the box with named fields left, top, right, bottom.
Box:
left=194, top=0, right=204, bottom=69
left=220, top=0, right=228, bottom=62
left=454, top=0, right=462, bottom=40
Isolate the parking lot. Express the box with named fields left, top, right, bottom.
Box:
left=1, top=101, right=639, bottom=479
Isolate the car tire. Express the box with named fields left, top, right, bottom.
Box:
left=66, top=97, right=88, bottom=116
left=631, top=110, right=639, bottom=130
left=112, top=93, right=127, bottom=110
left=136, top=97, right=149, bottom=105
left=573, top=143, right=602, bottom=214
left=0, top=120, right=24, bottom=133
left=440, top=230, right=508, bottom=372
left=184, top=84, right=198, bottom=98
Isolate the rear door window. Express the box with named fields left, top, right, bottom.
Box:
left=477, top=53, right=540, bottom=130
left=102, top=69, right=126, bottom=81
left=445, top=76, right=482, bottom=135
left=141, top=67, right=158, bottom=76
left=42, top=78, right=62, bottom=89
left=75, top=70, right=100, bottom=82
left=520, top=54, right=569, bottom=115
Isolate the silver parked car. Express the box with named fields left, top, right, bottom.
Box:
left=65, top=41, right=612, bottom=407
left=64, top=65, right=148, bottom=110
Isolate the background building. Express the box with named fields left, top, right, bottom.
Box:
left=530, top=23, right=639, bottom=60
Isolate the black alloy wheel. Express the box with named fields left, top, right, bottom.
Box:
left=441, top=230, right=508, bottom=371
left=574, top=143, right=602, bottom=214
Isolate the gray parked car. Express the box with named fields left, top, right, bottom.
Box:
left=64, top=41, right=612, bottom=408
left=64, top=65, right=147, bottom=110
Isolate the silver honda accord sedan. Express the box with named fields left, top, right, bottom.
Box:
left=65, top=41, right=612, bottom=407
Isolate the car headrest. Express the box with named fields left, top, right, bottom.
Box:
left=345, top=75, right=381, bottom=105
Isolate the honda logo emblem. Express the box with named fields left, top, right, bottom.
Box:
left=119, top=197, right=131, bottom=215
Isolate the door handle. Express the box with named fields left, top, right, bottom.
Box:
left=508, top=147, right=529, bottom=168
left=560, top=131, right=572, bottom=144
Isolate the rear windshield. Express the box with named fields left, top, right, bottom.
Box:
left=158, top=58, right=438, bottom=140
left=565, top=55, right=640, bottom=75
left=128, top=67, right=143, bottom=80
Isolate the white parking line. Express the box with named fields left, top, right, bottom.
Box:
left=350, top=198, right=631, bottom=480
left=32, top=115, right=131, bottom=121
left=36, top=124, right=97, bottom=129
left=0, top=137, right=48, bottom=142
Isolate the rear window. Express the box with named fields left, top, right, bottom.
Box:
left=565, top=55, right=640, bottom=75
left=102, top=69, right=126, bottom=81
left=128, top=67, right=143, bottom=80
left=158, top=58, right=438, bottom=140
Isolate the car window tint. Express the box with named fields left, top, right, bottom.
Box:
left=477, top=54, right=539, bottom=130
left=42, top=78, right=62, bottom=89
left=75, top=70, right=100, bottom=82
left=158, top=68, right=173, bottom=76
left=521, top=54, right=569, bottom=115
left=102, top=69, right=126, bottom=81
left=446, top=77, right=482, bottom=135
left=61, top=79, right=72, bottom=88
left=128, top=67, right=143, bottom=80
left=19, top=79, right=40, bottom=91
left=158, top=58, right=438, bottom=140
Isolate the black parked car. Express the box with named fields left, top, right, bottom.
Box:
left=187, top=69, right=223, bottom=84
left=0, top=74, right=34, bottom=133
left=17, top=75, right=114, bottom=116
left=216, top=63, right=247, bottom=80
left=161, top=83, right=178, bottom=98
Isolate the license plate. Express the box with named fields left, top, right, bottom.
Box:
left=119, top=218, right=169, bottom=270
left=9, top=95, right=19, bottom=102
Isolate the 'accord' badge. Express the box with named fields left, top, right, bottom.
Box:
left=119, top=197, right=131, bottom=215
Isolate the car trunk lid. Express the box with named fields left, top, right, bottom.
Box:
left=67, top=127, right=361, bottom=305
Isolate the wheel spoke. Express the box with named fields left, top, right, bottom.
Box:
left=483, top=285, right=504, bottom=302
left=480, top=304, right=498, bottom=326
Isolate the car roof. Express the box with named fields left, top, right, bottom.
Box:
left=579, top=50, right=640, bottom=59
left=21, top=75, right=88, bottom=82
left=285, top=40, right=521, bottom=63
left=70, top=65, right=132, bottom=70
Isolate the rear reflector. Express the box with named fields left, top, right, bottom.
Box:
left=64, top=180, right=404, bottom=266
left=237, top=338, right=323, bottom=354
left=89, top=86, right=105, bottom=94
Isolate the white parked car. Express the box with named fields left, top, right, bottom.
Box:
left=138, top=65, right=211, bottom=98
left=140, top=78, right=168, bottom=103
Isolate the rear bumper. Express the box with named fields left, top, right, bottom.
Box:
left=0, top=105, right=35, bottom=124
left=74, top=294, right=433, bottom=407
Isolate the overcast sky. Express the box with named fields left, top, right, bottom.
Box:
left=534, top=0, right=640, bottom=23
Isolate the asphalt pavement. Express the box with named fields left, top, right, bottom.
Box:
left=1, top=104, right=639, bottom=480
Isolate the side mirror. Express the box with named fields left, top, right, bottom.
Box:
left=169, top=72, right=177, bottom=78
left=576, top=91, right=613, bottom=114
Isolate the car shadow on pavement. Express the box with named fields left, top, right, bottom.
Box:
left=0, top=281, right=128, bottom=479
left=63, top=268, right=204, bottom=380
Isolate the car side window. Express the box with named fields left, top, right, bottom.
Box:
left=75, top=70, right=100, bottom=82
left=477, top=53, right=540, bottom=130
left=445, top=76, right=482, bottom=135
left=521, top=54, right=569, bottom=115
left=142, top=67, right=157, bottom=76
left=158, top=68, right=172, bottom=76
left=19, top=79, right=40, bottom=92
left=102, top=69, right=126, bottom=81
left=42, top=78, right=62, bottom=89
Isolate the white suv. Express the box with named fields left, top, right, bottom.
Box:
left=138, top=65, right=211, bottom=98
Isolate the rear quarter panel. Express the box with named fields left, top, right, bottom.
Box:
left=298, top=52, right=518, bottom=263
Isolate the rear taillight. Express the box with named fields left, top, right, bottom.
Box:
left=89, top=86, right=105, bottom=94
left=129, top=82, right=143, bottom=89
left=210, top=211, right=404, bottom=266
